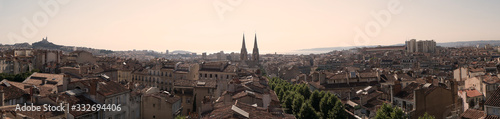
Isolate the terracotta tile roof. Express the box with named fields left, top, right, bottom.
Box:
left=469, top=68, right=485, bottom=72
left=397, top=73, right=415, bottom=81
left=232, top=90, right=263, bottom=100
left=362, top=99, right=386, bottom=112
left=0, top=105, right=64, bottom=119
left=483, top=75, right=500, bottom=84
left=95, top=80, right=129, bottom=96
left=72, top=78, right=130, bottom=97
left=459, top=89, right=483, bottom=98
left=330, top=72, right=347, bottom=80
left=395, top=83, right=420, bottom=101
left=460, top=109, right=484, bottom=119
left=144, top=92, right=181, bottom=104
left=358, top=72, right=377, bottom=78
left=202, top=101, right=295, bottom=119
left=23, top=73, right=64, bottom=86
left=485, top=88, right=500, bottom=107
left=48, top=94, right=97, bottom=117
left=0, top=81, right=28, bottom=100
left=2, top=79, right=56, bottom=97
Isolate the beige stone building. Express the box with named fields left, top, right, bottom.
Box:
left=141, top=91, right=182, bottom=119
left=132, top=62, right=199, bottom=91
left=172, top=79, right=216, bottom=116
left=65, top=50, right=97, bottom=64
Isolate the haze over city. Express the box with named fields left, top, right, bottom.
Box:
left=1, top=0, right=499, bottom=54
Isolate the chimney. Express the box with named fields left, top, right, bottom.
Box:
left=0, top=87, right=4, bottom=106
left=263, top=93, right=271, bottom=109
left=228, top=81, right=235, bottom=93
left=319, top=72, right=326, bottom=85
left=393, top=80, right=402, bottom=95
left=89, top=79, right=97, bottom=95
left=41, top=78, right=46, bottom=85
left=62, top=75, right=70, bottom=92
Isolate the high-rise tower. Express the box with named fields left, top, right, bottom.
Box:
left=240, top=34, right=248, bottom=61
left=252, top=33, right=259, bottom=61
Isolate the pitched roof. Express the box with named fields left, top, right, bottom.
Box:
left=394, top=83, right=420, bottom=101
left=459, top=89, right=483, bottom=98
left=144, top=91, right=181, bottom=104
left=48, top=94, right=97, bottom=117
left=484, top=115, right=500, bottom=119
left=485, top=88, right=500, bottom=107
left=23, top=73, right=64, bottom=86
left=202, top=101, right=295, bottom=119
left=0, top=105, right=64, bottom=119
left=71, top=78, right=129, bottom=97
left=460, top=109, right=484, bottom=119
left=0, top=80, right=28, bottom=100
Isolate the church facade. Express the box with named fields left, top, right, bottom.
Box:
left=240, top=33, right=260, bottom=68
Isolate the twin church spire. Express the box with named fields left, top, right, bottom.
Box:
left=240, top=33, right=259, bottom=61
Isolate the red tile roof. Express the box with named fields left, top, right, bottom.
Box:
left=459, top=89, right=483, bottom=98
left=48, top=94, right=98, bottom=117
left=0, top=80, right=28, bottom=100
left=460, top=109, right=484, bottom=119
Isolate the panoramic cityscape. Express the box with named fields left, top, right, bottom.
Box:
left=1, top=1, right=500, bottom=119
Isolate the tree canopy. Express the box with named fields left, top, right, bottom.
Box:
left=269, top=77, right=346, bottom=119
left=374, top=103, right=406, bottom=119
left=418, top=112, right=435, bottom=119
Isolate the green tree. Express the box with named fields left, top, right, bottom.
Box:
left=418, top=112, right=435, bottom=119
left=319, top=93, right=333, bottom=118
left=331, top=100, right=347, bottom=119
left=292, top=94, right=305, bottom=115
left=282, top=92, right=295, bottom=114
left=269, top=77, right=346, bottom=119
left=310, top=90, right=322, bottom=111
left=391, top=107, right=405, bottom=119
left=175, top=115, right=186, bottom=119
left=298, top=84, right=311, bottom=99
left=375, top=103, right=406, bottom=119
left=298, top=103, right=319, bottom=119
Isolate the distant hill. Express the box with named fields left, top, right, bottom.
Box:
left=31, top=38, right=63, bottom=50
left=437, top=40, right=500, bottom=47
left=171, top=50, right=193, bottom=54
left=294, top=40, right=500, bottom=54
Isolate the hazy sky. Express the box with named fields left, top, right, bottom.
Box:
left=0, top=0, right=499, bottom=54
